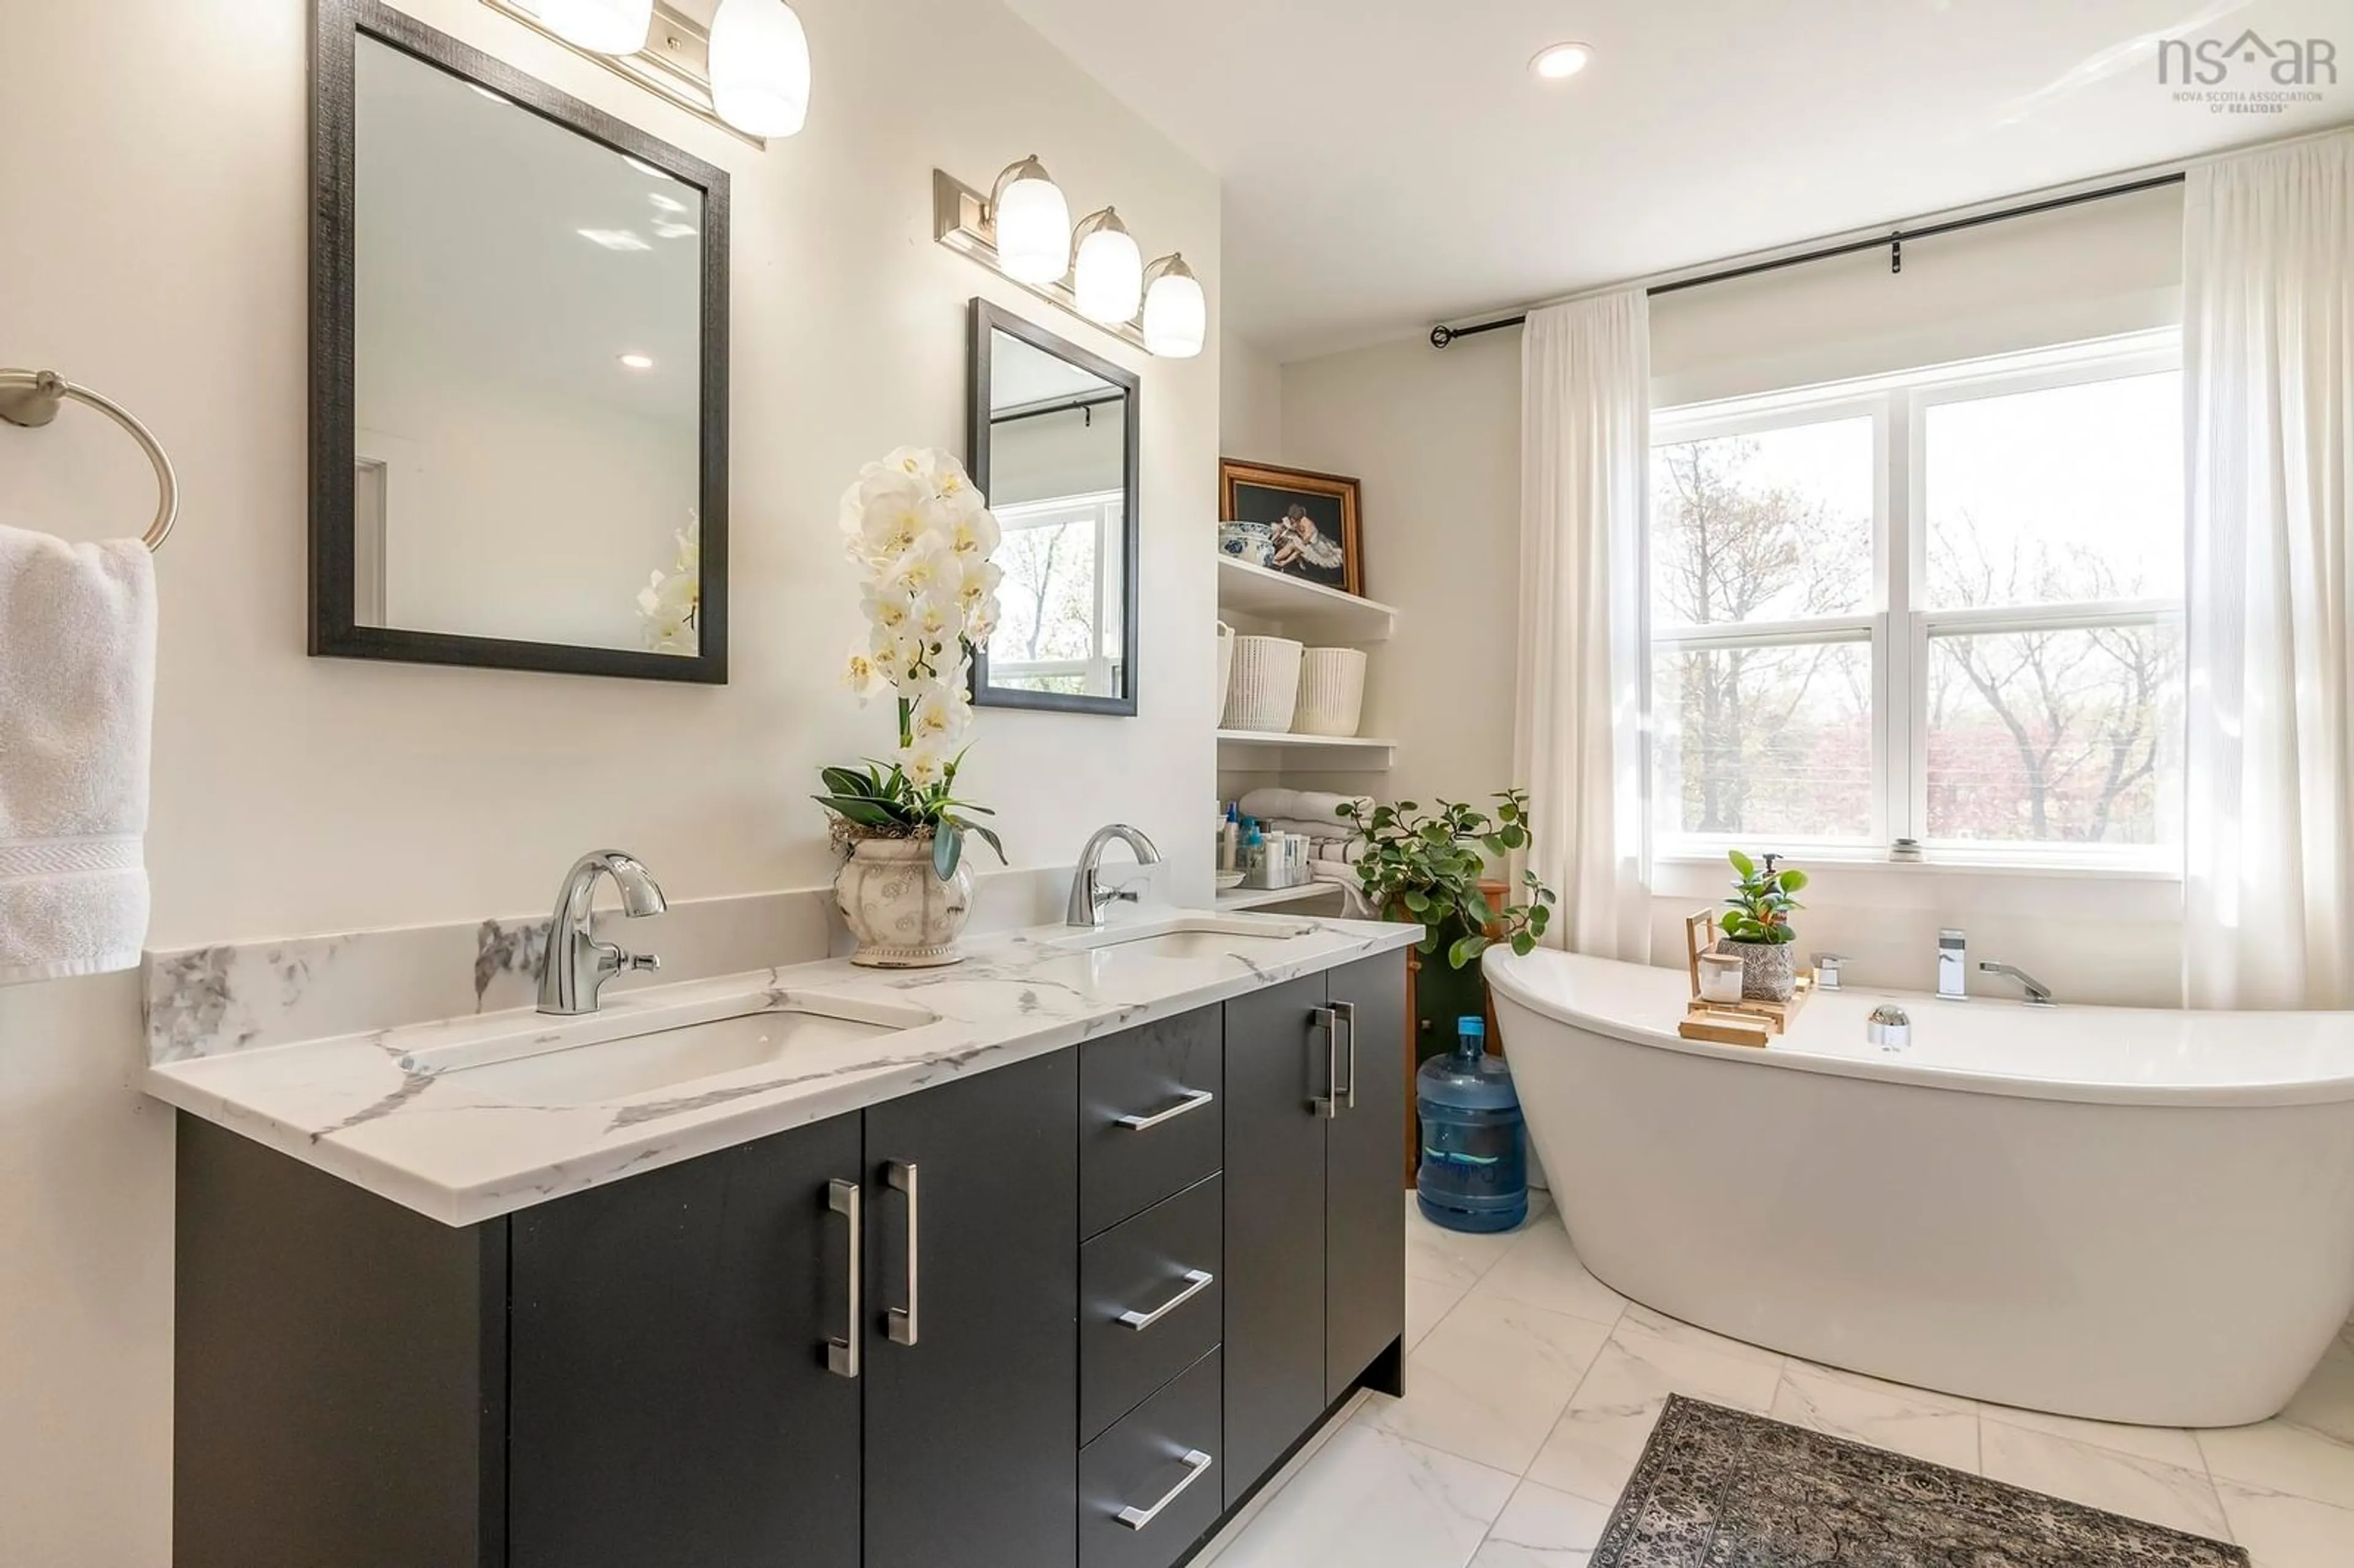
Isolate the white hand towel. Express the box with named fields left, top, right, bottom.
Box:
left=0, top=525, right=156, bottom=984
left=1237, top=788, right=1371, bottom=828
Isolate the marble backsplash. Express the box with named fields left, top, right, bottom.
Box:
left=143, top=863, right=1091, bottom=1065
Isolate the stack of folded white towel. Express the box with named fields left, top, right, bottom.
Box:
left=1237, top=789, right=1371, bottom=883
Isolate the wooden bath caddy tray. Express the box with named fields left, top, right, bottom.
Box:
left=1676, top=909, right=1813, bottom=1048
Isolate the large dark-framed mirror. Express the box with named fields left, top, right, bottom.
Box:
left=967, top=299, right=1141, bottom=717
left=310, top=0, right=730, bottom=683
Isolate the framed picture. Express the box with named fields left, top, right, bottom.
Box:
left=1218, top=460, right=1364, bottom=596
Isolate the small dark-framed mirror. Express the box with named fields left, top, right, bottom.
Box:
left=309, top=0, right=730, bottom=683
left=967, top=299, right=1141, bottom=716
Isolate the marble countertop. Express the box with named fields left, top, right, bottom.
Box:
left=145, top=911, right=1419, bottom=1227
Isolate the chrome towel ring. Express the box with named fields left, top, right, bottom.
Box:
left=0, top=368, right=180, bottom=551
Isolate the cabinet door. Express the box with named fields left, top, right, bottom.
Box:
left=508, top=1114, right=864, bottom=1568
left=1325, top=954, right=1410, bottom=1401
left=1219, top=975, right=1331, bottom=1506
left=863, top=1050, right=1080, bottom=1568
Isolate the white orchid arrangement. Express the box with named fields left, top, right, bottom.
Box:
left=636, top=519, right=700, bottom=655
left=817, top=447, right=1008, bottom=880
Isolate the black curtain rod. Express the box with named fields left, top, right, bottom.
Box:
left=990, top=390, right=1126, bottom=425
left=1428, top=170, right=2187, bottom=348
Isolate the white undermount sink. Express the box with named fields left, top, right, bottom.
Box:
left=1049, top=912, right=1317, bottom=962
left=397, top=995, right=937, bottom=1108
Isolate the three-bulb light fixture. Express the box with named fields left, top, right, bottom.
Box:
left=977, top=156, right=1204, bottom=359
left=536, top=0, right=810, bottom=139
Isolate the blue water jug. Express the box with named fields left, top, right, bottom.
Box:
left=1415, top=1016, right=1528, bottom=1233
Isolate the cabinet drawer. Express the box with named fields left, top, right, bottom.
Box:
left=1080, top=1349, right=1224, bottom=1568
left=1080, top=1174, right=1222, bottom=1444
left=1081, top=1008, right=1224, bottom=1239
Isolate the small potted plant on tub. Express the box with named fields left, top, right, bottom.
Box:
left=1719, top=850, right=1808, bottom=1002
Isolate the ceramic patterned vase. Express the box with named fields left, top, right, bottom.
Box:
left=1724, top=938, right=1796, bottom=1003
left=835, top=834, right=973, bottom=968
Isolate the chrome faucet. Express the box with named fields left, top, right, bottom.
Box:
left=1066, top=824, right=1162, bottom=927
left=537, top=850, right=667, bottom=1016
left=1978, top=961, right=2056, bottom=1007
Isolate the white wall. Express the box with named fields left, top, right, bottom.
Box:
left=1277, top=187, right=2190, bottom=1003
left=1219, top=327, right=1284, bottom=462
left=0, top=1, right=1221, bottom=1559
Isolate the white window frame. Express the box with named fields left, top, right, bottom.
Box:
left=989, top=489, right=1126, bottom=693
left=1647, top=329, right=2184, bottom=873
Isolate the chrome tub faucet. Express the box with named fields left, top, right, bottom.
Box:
left=538, top=850, right=667, bottom=1016
left=1979, top=961, right=2056, bottom=1007
left=1067, top=824, right=1162, bottom=927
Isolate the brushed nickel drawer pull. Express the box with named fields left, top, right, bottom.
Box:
left=1115, top=1448, right=1214, bottom=1530
left=1309, top=1005, right=1339, bottom=1118
left=1114, top=1088, right=1215, bottom=1131
left=1117, top=1268, right=1214, bottom=1330
left=825, top=1179, right=860, bottom=1379
left=886, top=1161, right=920, bottom=1347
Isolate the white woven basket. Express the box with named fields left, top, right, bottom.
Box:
left=1292, top=647, right=1368, bottom=736
left=1216, top=622, right=1236, bottom=717
left=1223, top=634, right=1303, bottom=731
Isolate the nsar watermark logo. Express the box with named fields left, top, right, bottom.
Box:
left=2160, top=30, right=2338, bottom=115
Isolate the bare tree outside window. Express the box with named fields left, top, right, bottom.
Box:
left=1647, top=346, right=2184, bottom=861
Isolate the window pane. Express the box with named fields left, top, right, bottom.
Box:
left=1924, top=371, right=2182, bottom=610
left=1651, top=640, right=1873, bottom=839
left=1926, top=623, right=2182, bottom=845
left=1650, top=417, right=1873, bottom=628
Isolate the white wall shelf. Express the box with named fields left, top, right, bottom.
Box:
left=1215, top=557, right=1396, bottom=644
left=1216, top=729, right=1396, bottom=771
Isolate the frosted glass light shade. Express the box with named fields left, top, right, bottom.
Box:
left=538, top=0, right=653, bottom=54
left=1073, top=221, right=1143, bottom=324
left=709, top=0, right=810, bottom=138
left=1142, top=257, right=1205, bottom=357
left=994, top=166, right=1072, bottom=286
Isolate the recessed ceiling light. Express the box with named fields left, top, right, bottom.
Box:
left=1531, top=42, right=1593, bottom=81
left=617, top=353, right=655, bottom=370
left=578, top=227, right=653, bottom=251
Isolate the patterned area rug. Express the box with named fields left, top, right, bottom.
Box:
left=1593, top=1396, right=2249, bottom=1567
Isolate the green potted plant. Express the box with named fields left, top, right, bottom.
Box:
left=1718, top=850, right=1808, bottom=1001
left=1339, top=792, right=1557, bottom=1061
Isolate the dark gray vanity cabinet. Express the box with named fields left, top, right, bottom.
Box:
left=506, top=1112, right=865, bottom=1568
left=863, top=1050, right=1080, bottom=1568
left=1219, top=956, right=1409, bottom=1505
left=173, top=954, right=1406, bottom=1568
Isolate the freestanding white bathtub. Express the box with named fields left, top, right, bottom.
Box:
left=1484, top=945, right=2354, bottom=1428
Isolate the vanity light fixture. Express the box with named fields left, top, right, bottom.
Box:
left=934, top=169, right=1205, bottom=356
left=1071, top=207, right=1144, bottom=324
left=536, top=0, right=653, bottom=54
left=617, top=352, right=656, bottom=370
left=479, top=0, right=793, bottom=148
left=707, top=0, right=810, bottom=139
left=1531, top=41, right=1593, bottom=80
left=990, top=156, right=1075, bottom=286
left=1140, top=253, right=1206, bottom=359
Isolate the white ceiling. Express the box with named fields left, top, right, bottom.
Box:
left=1002, top=0, right=2354, bottom=359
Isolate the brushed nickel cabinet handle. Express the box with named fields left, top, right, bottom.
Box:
left=1332, top=999, right=1358, bottom=1111
left=885, top=1161, right=920, bottom=1347
left=1308, top=1005, right=1339, bottom=1119
left=1116, top=1268, right=1214, bottom=1330
left=1115, top=1448, right=1214, bottom=1530
left=826, top=1178, right=860, bottom=1379
left=1115, top=1088, right=1215, bottom=1131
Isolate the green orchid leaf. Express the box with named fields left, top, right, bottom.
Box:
left=932, top=824, right=963, bottom=881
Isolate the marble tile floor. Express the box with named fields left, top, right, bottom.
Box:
left=1198, top=1194, right=2354, bottom=1568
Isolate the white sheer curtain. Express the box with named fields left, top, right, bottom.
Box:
left=1514, top=292, right=1653, bottom=961
left=2182, top=131, right=2354, bottom=1010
